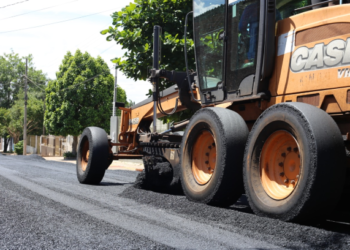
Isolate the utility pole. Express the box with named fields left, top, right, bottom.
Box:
left=23, top=58, right=28, bottom=155
left=113, top=68, right=117, bottom=116
left=43, top=96, right=46, bottom=135
left=110, top=67, right=118, bottom=153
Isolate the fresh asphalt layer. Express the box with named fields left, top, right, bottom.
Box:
left=1, top=155, right=350, bottom=249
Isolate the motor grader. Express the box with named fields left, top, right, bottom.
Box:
left=76, top=0, right=350, bottom=222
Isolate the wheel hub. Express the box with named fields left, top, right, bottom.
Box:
left=260, top=130, right=301, bottom=200
left=81, top=140, right=89, bottom=172
left=192, top=130, right=216, bottom=185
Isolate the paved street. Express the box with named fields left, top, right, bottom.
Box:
left=42, top=156, right=144, bottom=171
left=1, top=154, right=350, bottom=249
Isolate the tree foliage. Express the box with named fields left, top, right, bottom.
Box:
left=44, top=50, right=125, bottom=137
left=7, top=91, right=44, bottom=143
left=0, top=108, right=10, bottom=137
left=14, top=140, right=23, bottom=155
left=0, top=51, right=47, bottom=151
left=101, top=0, right=194, bottom=87
left=126, top=99, right=136, bottom=108
left=0, top=51, right=47, bottom=109
left=0, top=91, right=44, bottom=144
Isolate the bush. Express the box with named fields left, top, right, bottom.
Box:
left=63, top=151, right=76, bottom=158
left=14, top=140, right=24, bottom=155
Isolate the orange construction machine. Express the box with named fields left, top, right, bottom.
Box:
left=76, top=0, right=350, bottom=222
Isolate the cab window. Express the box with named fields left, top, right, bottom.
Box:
left=276, top=0, right=311, bottom=20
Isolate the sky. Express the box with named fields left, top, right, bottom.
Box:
left=0, top=0, right=150, bottom=104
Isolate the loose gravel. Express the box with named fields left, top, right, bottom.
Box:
left=121, top=173, right=350, bottom=249
left=2, top=154, right=350, bottom=249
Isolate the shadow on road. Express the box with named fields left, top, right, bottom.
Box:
left=100, top=182, right=133, bottom=186
left=228, top=195, right=254, bottom=214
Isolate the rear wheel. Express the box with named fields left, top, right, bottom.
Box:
left=181, top=107, right=249, bottom=206
left=244, top=103, right=346, bottom=221
left=260, top=130, right=301, bottom=200
left=77, top=127, right=109, bottom=184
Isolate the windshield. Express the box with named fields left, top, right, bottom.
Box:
left=193, top=0, right=226, bottom=90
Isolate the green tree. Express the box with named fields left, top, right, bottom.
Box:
left=44, top=50, right=126, bottom=153
left=0, top=51, right=48, bottom=109
left=6, top=90, right=44, bottom=144
left=115, top=86, right=127, bottom=116
left=101, top=0, right=194, bottom=87
left=102, top=0, right=195, bottom=125
left=0, top=108, right=11, bottom=152
left=126, top=99, right=136, bottom=108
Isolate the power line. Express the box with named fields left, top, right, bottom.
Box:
left=23, top=76, right=46, bottom=92
left=0, top=0, right=78, bottom=21
left=0, top=7, right=118, bottom=34
left=0, top=0, right=29, bottom=9
left=51, top=64, right=116, bottom=94
left=22, top=72, right=103, bottom=94
left=99, top=44, right=115, bottom=55
left=45, top=34, right=104, bottom=67
left=52, top=73, right=104, bottom=94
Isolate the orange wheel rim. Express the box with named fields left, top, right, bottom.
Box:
left=81, top=139, right=89, bottom=172
left=192, top=130, right=216, bottom=185
left=260, top=130, right=301, bottom=200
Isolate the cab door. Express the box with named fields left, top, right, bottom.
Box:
left=193, top=0, right=226, bottom=104
left=225, top=0, right=260, bottom=96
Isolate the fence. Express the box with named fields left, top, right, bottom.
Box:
left=26, top=135, right=80, bottom=157
left=26, top=117, right=169, bottom=157
left=150, top=119, right=169, bottom=133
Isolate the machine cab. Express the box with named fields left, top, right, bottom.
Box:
left=193, top=0, right=320, bottom=104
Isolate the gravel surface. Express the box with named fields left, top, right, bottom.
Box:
left=1, top=154, right=350, bottom=249
left=122, top=186, right=350, bottom=249
left=0, top=155, right=167, bottom=250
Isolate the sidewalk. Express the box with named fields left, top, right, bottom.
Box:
left=43, top=157, right=144, bottom=172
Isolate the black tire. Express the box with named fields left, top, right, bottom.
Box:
left=76, top=127, right=109, bottom=184
left=139, top=156, right=183, bottom=193
left=244, top=102, right=346, bottom=221
left=180, top=107, right=249, bottom=206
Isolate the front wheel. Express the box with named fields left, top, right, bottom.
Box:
left=244, top=103, right=346, bottom=221
left=180, top=107, right=249, bottom=207
left=76, top=127, right=110, bottom=184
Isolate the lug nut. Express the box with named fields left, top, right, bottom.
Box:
left=279, top=162, right=284, bottom=167
left=296, top=175, right=300, bottom=179
left=205, top=161, right=209, bottom=164
left=208, top=146, right=212, bottom=150
left=280, top=172, right=284, bottom=177
left=281, top=152, right=286, bottom=157
left=291, top=180, right=296, bottom=185
left=287, top=147, right=292, bottom=152
left=293, top=147, right=298, bottom=153
left=284, top=179, right=289, bottom=183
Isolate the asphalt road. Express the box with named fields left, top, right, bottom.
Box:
left=1, top=154, right=350, bottom=249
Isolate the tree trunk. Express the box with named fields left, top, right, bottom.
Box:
left=72, top=136, right=78, bottom=155
left=13, top=136, right=19, bottom=144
